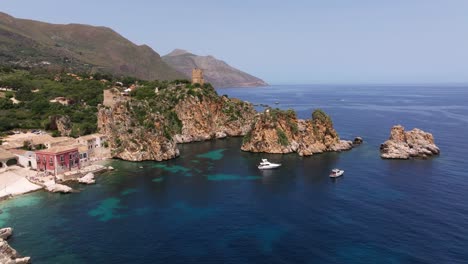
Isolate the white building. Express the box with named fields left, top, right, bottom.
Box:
left=10, top=149, right=37, bottom=170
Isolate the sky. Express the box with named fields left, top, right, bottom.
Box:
left=1, top=0, right=467, bottom=84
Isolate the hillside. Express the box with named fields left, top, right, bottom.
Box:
left=162, top=49, right=268, bottom=88
left=0, top=12, right=184, bottom=80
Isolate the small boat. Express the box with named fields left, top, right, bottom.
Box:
left=258, top=159, right=281, bottom=170
left=329, top=168, right=344, bottom=178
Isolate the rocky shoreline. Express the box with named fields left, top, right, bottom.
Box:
left=0, top=228, right=31, bottom=263
left=97, top=84, right=441, bottom=162
left=98, top=84, right=359, bottom=160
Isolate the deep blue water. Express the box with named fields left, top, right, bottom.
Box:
left=1, top=85, right=468, bottom=263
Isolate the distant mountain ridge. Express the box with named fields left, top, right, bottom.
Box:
left=0, top=12, right=184, bottom=80
left=162, top=49, right=268, bottom=88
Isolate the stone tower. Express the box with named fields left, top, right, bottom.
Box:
left=191, top=68, right=204, bottom=85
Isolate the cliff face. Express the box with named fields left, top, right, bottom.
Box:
left=241, top=109, right=353, bottom=155
left=98, top=84, right=255, bottom=161
left=162, top=49, right=268, bottom=88
left=174, top=95, right=256, bottom=142
left=380, top=125, right=440, bottom=159
left=98, top=100, right=179, bottom=162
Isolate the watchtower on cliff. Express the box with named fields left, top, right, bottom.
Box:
left=192, top=68, right=205, bottom=85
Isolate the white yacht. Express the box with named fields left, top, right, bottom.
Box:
left=258, top=159, right=281, bottom=170
left=329, top=168, right=344, bottom=178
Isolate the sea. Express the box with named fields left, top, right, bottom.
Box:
left=1, top=85, right=467, bottom=263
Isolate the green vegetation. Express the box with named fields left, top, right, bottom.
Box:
left=0, top=68, right=194, bottom=137
left=312, top=109, right=332, bottom=125
left=129, top=81, right=217, bottom=139
left=0, top=69, right=107, bottom=135
left=276, top=128, right=289, bottom=146
left=243, top=130, right=252, bottom=144
left=0, top=63, right=233, bottom=143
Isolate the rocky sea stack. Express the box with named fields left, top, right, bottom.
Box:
left=241, top=108, right=353, bottom=155
left=98, top=82, right=256, bottom=161
left=380, top=125, right=440, bottom=159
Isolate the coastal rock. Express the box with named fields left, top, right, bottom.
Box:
left=45, top=183, right=73, bottom=193
left=78, top=172, right=95, bottom=184
left=0, top=228, right=12, bottom=240
left=380, top=125, right=440, bottom=159
left=173, top=95, right=256, bottom=142
left=0, top=228, right=31, bottom=264
left=98, top=85, right=255, bottom=161
left=241, top=109, right=353, bottom=156
left=98, top=98, right=180, bottom=162
left=107, top=166, right=114, bottom=170
left=215, top=131, right=227, bottom=139
left=353, top=137, right=363, bottom=145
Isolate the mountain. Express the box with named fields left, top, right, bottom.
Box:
left=162, top=49, right=268, bottom=88
left=0, top=12, right=184, bottom=80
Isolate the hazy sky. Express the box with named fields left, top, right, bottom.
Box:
left=1, top=0, right=467, bottom=84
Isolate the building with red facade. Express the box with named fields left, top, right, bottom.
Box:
left=36, top=146, right=80, bottom=176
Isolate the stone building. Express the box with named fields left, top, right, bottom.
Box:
left=192, top=68, right=205, bottom=85
left=76, top=133, right=108, bottom=160
left=9, top=149, right=37, bottom=170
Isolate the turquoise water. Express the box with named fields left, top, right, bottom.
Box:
left=1, top=85, right=468, bottom=263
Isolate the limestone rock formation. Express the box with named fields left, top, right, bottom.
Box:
left=98, top=100, right=179, bottom=162
left=173, top=95, right=256, bottom=143
left=241, top=109, right=353, bottom=156
left=0, top=228, right=31, bottom=264
left=98, top=83, right=255, bottom=161
left=78, top=172, right=95, bottom=184
left=45, top=183, right=73, bottom=193
left=48, top=115, right=72, bottom=136
left=380, top=125, right=440, bottom=159
left=0, top=228, right=12, bottom=240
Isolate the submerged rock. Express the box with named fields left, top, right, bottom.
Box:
left=78, top=172, right=95, bottom=184
left=380, top=125, right=440, bottom=159
left=241, top=108, right=353, bottom=156
left=353, top=137, right=363, bottom=145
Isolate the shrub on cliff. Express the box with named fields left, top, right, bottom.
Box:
left=276, top=128, right=289, bottom=146
left=312, top=109, right=332, bottom=125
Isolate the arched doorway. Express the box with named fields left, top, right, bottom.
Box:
left=6, top=159, right=17, bottom=166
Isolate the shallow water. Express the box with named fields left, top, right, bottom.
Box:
left=2, top=85, right=468, bottom=263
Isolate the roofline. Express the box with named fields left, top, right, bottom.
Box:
left=36, top=148, right=78, bottom=155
